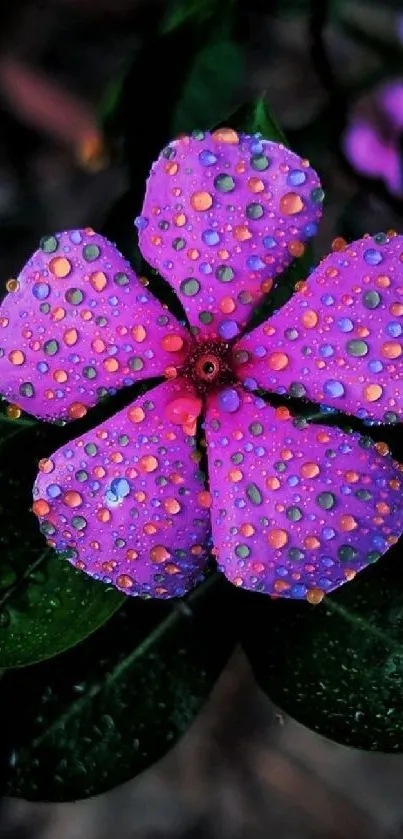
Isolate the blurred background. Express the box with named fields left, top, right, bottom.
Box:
left=1, top=0, right=403, bottom=836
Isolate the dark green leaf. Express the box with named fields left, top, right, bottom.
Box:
left=170, top=38, right=244, bottom=137
left=102, top=2, right=245, bottom=210
left=2, top=573, right=235, bottom=801
left=230, top=97, right=288, bottom=145
left=0, top=420, right=124, bottom=668
left=161, top=0, right=223, bottom=33
left=240, top=544, right=403, bottom=752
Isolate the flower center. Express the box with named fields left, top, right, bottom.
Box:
left=183, top=341, right=236, bottom=394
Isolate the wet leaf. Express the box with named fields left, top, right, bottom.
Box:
left=0, top=420, right=124, bottom=668
left=102, top=1, right=245, bottom=210
left=170, top=38, right=244, bottom=137
left=230, top=97, right=289, bottom=145
left=240, top=543, right=403, bottom=752
left=2, top=574, right=235, bottom=801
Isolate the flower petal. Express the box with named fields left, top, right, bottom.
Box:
left=138, top=131, right=323, bottom=339
left=205, top=387, right=403, bottom=600
left=0, top=230, right=189, bottom=420
left=343, top=121, right=402, bottom=196
left=235, top=234, right=403, bottom=423
left=33, top=380, right=211, bottom=598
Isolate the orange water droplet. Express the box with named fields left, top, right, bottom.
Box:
left=64, top=328, right=79, bottom=346
left=117, top=574, right=134, bottom=589
left=103, top=357, right=119, bottom=373
left=340, top=514, right=358, bottom=531
left=233, top=225, right=252, bottom=242
left=280, top=192, right=304, bottom=215
left=331, top=237, right=347, bottom=252
left=247, top=177, right=264, bottom=193
left=304, top=535, right=320, bottom=550
left=381, top=341, right=402, bottom=359
left=173, top=213, right=186, bottom=227
left=68, top=402, right=87, bottom=419
left=165, top=395, right=203, bottom=425
left=220, top=296, right=236, bottom=313
left=300, top=462, right=320, bottom=479
left=54, top=369, right=68, bottom=383
left=97, top=508, right=111, bottom=523
left=363, top=383, right=383, bottom=402
left=306, top=587, right=324, bottom=604
left=52, top=307, right=66, bottom=322
left=212, top=128, right=239, bottom=144
left=267, top=351, right=289, bottom=371
left=190, top=191, right=213, bottom=211
left=275, top=406, right=291, bottom=422
left=301, top=309, right=318, bottom=328
left=288, top=240, right=305, bottom=257
left=240, top=523, right=255, bottom=537
left=92, top=338, right=106, bottom=353
left=139, top=455, right=159, bottom=473
left=197, top=490, right=212, bottom=508
left=63, top=490, right=83, bottom=508
left=6, top=278, right=19, bottom=292
left=131, top=325, right=147, bottom=342
left=9, top=350, right=25, bottom=365
left=90, top=271, right=108, bottom=292
left=150, top=545, right=170, bottom=563
left=38, top=458, right=54, bottom=473
left=6, top=403, right=21, bottom=419
left=128, top=406, right=145, bottom=423
left=164, top=498, right=181, bottom=514
left=32, top=499, right=50, bottom=516
left=375, top=441, right=389, bottom=456
left=267, top=528, right=288, bottom=548
left=49, top=257, right=72, bottom=278
left=161, top=334, right=184, bottom=352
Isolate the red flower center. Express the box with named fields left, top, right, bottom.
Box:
left=183, top=340, right=236, bottom=394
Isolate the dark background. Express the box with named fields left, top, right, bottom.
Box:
left=1, top=0, right=403, bottom=836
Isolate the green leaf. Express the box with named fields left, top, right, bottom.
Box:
left=170, top=38, right=244, bottom=137
left=230, top=97, right=288, bottom=145
left=2, top=574, right=235, bottom=801
left=102, top=3, right=245, bottom=209
left=240, top=544, right=403, bottom=752
left=0, top=421, right=124, bottom=668
left=161, top=0, right=223, bottom=33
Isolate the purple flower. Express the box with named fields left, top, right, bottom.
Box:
left=0, top=129, right=402, bottom=604
left=343, top=80, right=403, bottom=196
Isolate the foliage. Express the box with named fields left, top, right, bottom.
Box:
left=1, top=0, right=403, bottom=805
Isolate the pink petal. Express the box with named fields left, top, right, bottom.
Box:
left=33, top=380, right=211, bottom=598
left=343, top=121, right=402, bottom=196
left=378, top=80, right=403, bottom=132
left=234, top=234, right=403, bottom=423
left=0, top=230, right=189, bottom=421
left=138, top=131, right=323, bottom=340
left=205, top=388, right=403, bottom=600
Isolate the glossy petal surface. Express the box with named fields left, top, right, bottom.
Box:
left=235, top=234, right=403, bottom=423
left=205, top=387, right=403, bottom=600
left=33, top=380, right=211, bottom=598
left=0, top=230, right=189, bottom=420
left=138, top=131, right=323, bottom=339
